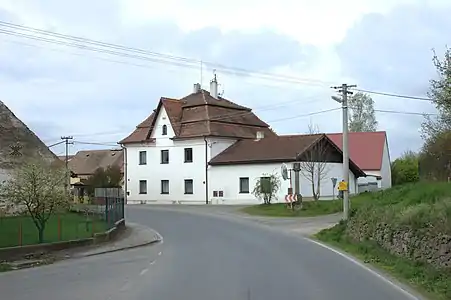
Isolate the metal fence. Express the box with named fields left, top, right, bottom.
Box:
left=94, top=188, right=125, bottom=229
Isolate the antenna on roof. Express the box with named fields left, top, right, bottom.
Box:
left=218, top=83, right=224, bottom=97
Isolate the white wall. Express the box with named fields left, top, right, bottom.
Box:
left=380, top=139, right=392, bottom=189
left=209, top=162, right=357, bottom=205
left=209, top=137, right=236, bottom=159
left=125, top=107, right=208, bottom=204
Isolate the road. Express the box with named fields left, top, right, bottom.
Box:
left=0, top=206, right=421, bottom=300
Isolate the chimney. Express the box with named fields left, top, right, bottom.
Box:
left=210, top=75, right=218, bottom=99
left=193, top=83, right=201, bottom=93
left=255, top=131, right=264, bottom=141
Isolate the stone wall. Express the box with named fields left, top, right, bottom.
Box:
left=346, top=216, right=451, bottom=269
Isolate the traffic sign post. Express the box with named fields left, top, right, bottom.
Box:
left=285, top=194, right=298, bottom=203
left=331, top=177, right=337, bottom=200
left=338, top=180, right=348, bottom=191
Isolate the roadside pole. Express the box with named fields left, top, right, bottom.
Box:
left=332, top=84, right=356, bottom=220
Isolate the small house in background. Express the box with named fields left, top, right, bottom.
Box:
left=62, top=149, right=124, bottom=202
left=327, top=131, right=391, bottom=192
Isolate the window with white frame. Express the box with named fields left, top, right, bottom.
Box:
left=239, top=177, right=249, bottom=193
left=161, top=180, right=169, bottom=194
left=184, top=179, right=193, bottom=194
left=139, top=180, right=147, bottom=194
left=139, top=151, right=147, bottom=165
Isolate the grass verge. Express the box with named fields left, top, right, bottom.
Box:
left=0, top=263, right=12, bottom=272
left=315, top=222, right=451, bottom=300
left=0, top=212, right=107, bottom=248
left=241, top=200, right=343, bottom=217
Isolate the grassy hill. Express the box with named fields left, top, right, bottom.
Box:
left=316, top=182, right=451, bottom=300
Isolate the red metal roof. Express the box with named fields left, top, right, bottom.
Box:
left=326, top=131, right=387, bottom=170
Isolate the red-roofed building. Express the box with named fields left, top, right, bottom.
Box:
left=327, top=132, right=392, bottom=189
left=119, top=76, right=391, bottom=205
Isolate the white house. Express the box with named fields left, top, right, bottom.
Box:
left=327, top=132, right=392, bottom=191
left=119, top=77, right=276, bottom=204
left=119, top=77, right=390, bottom=205
left=208, top=134, right=366, bottom=204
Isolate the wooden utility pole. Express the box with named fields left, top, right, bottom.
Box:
left=61, top=136, right=74, bottom=191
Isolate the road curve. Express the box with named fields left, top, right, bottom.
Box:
left=0, top=207, right=420, bottom=300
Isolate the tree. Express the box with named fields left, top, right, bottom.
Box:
left=252, top=172, right=281, bottom=204
left=421, top=47, right=451, bottom=142
left=84, top=165, right=122, bottom=197
left=0, top=161, right=68, bottom=243
left=299, top=124, right=330, bottom=201
left=391, top=150, right=419, bottom=185
left=348, top=92, right=378, bottom=132
left=418, top=131, right=451, bottom=181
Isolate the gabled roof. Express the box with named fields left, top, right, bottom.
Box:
left=327, top=131, right=387, bottom=170
left=0, top=100, right=60, bottom=172
left=68, top=149, right=124, bottom=176
left=209, top=134, right=366, bottom=177
left=119, top=89, right=275, bottom=144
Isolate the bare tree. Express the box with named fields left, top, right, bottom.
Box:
left=0, top=161, right=69, bottom=243
left=299, top=124, right=330, bottom=201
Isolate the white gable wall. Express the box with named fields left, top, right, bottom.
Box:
left=209, top=162, right=358, bottom=205
left=125, top=106, right=207, bottom=204
left=380, top=138, right=392, bottom=189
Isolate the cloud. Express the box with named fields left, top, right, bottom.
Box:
left=1, top=0, right=449, bottom=160
left=337, top=2, right=451, bottom=157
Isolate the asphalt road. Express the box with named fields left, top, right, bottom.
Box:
left=0, top=206, right=421, bottom=300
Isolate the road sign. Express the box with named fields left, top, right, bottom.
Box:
left=285, top=194, right=298, bottom=202
left=331, top=177, right=337, bottom=188
left=338, top=181, right=348, bottom=191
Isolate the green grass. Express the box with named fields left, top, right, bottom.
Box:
left=315, top=222, right=451, bottom=300
left=314, top=182, right=451, bottom=300
left=0, top=212, right=107, bottom=248
left=241, top=200, right=343, bottom=217
left=0, top=263, right=12, bottom=272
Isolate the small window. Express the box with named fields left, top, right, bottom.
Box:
left=161, top=150, right=169, bottom=164
left=161, top=180, right=169, bottom=194
left=139, top=180, right=147, bottom=194
left=184, top=179, right=193, bottom=194
left=162, top=125, right=167, bottom=136
left=139, top=151, right=147, bottom=165
left=213, top=191, right=218, bottom=197
left=239, top=177, right=249, bottom=193
left=218, top=191, right=224, bottom=197
left=184, top=148, right=193, bottom=163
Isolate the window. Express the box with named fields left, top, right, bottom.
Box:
left=184, top=179, right=193, bottom=194
left=184, top=148, right=193, bottom=163
left=139, top=151, right=147, bottom=165
left=139, top=180, right=147, bottom=194
left=239, top=177, right=250, bottom=193
left=161, top=150, right=169, bottom=164
left=162, top=125, right=167, bottom=136
left=161, top=180, right=169, bottom=194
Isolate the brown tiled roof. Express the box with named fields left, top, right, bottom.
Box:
left=119, top=90, right=275, bottom=144
left=68, top=149, right=124, bottom=176
left=209, top=134, right=366, bottom=177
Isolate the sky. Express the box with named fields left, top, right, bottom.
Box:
left=0, top=0, right=449, bottom=159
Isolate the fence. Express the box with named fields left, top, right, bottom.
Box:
left=94, top=188, right=125, bottom=230
left=0, top=212, right=107, bottom=248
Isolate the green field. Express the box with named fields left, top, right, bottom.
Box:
left=0, top=212, right=107, bottom=248
left=241, top=200, right=343, bottom=217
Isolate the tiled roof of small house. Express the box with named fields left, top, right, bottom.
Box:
left=209, top=134, right=366, bottom=177
left=68, top=149, right=123, bottom=176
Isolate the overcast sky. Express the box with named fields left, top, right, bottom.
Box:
left=0, top=0, right=448, bottom=159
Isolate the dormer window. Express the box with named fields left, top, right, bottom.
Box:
left=162, top=124, right=167, bottom=136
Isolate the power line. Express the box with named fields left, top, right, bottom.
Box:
left=354, top=88, right=432, bottom=102
left=374, top=109, right=436, bottom=116
left=0, top=21, right=435, bottom=103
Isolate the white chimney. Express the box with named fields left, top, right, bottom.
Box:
left=210, top=75, right=218, bottom=99
left=255, top=131, right=264, bottom=141
left=193, top=83, right=201, bottom=93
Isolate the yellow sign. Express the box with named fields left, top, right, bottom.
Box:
left=338, top=181, right=348, bottom=191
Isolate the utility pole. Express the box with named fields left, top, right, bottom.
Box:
left=61, top=136, right=74, bottom=192
left=332, top=83, right=356, bottom=220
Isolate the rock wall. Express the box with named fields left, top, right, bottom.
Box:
left=346, top=215, right=451, bottom=269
